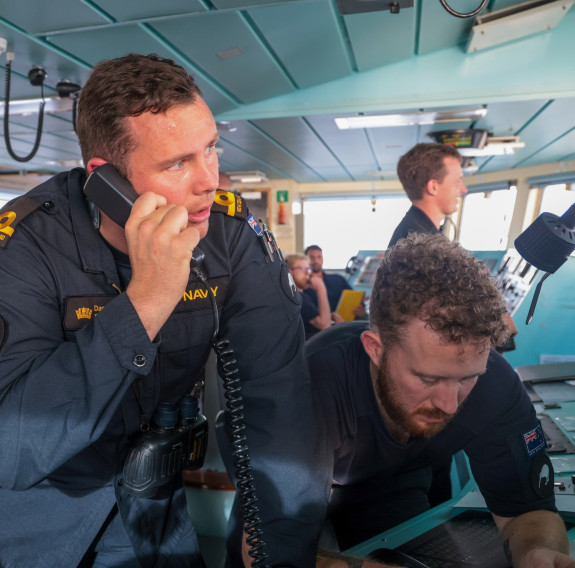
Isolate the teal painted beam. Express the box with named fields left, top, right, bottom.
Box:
left=216, top=8, right=575, bottom=121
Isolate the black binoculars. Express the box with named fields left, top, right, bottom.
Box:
left=122, top=394, right=208, bottom=498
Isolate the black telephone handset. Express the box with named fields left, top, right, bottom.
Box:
left=84, top=163, right=204, bottom=268
left=84, top=163, right=138, bottom=228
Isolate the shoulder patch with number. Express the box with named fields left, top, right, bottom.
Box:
left=0, top=198, right=42, bottom=249
left=211, top=190, right=247, bottom=220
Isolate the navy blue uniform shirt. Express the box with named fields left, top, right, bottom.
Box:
left=0, top=168, right=328, bottom=567
left=388, top=204, right=439, bottom=248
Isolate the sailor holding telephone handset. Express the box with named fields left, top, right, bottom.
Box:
left=0, top=53, right=327, bottom=567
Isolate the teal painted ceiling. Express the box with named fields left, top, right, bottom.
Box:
left=0, top=0, right=574, bottom=182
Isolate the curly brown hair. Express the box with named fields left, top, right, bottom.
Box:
left=397, top=143, right=462, bottom=201
left=370, top=234, right=508, bottom=349
left=76, top=53, right=202, bottom=177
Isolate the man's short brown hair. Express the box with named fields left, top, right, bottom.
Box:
left=397, top=143, right=462, bottom=201
left=369, top=233, right=508, bottom=350
left=76, top=53, right=202, bottom=177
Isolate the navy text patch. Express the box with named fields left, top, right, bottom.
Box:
left=174, top=276, right=229, bottom=314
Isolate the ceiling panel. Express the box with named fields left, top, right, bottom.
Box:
left=46, top=24, right=172, bottom=66
left=96, top=0, right=208, bottom=21
left=219, top=120, right=326, bottom=181
left=522, top=127, right=575, bottom=167
left=251, top=116, right=345, bottom=179
left=343, top=8, right=416, bottom=70
left=514, top=97, right=575, bottom=167
left=45, top=22, right=240, bottom=115
left=0, top=0, right=573, bottom=184
left=305, top=113, right=376, bottom=177
left=211, top=0, right=297, bottom=8
left=418, top=0, right=477, bottom=54
left=152, top=12, right=296, bottom=104
left=0, top=0, right=105, bottom=34
left=247, top=1, right=351, bottom=88
left=473, top=99, right=549, bottom=137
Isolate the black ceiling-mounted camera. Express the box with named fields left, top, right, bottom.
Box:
left=27, top=66, right=47, bottom=87
left=56, top=79, right=81, bottom=98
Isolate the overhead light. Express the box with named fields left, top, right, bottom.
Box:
left=0, top=173, right=52, bottom=190
left=461, top=157, right=479, bottom=173
left=58, top=159, right=84, bottom=168
left=216, top=121, right=237, bottom=133
left=0, top=96, right=75, bottom=116
left=335, top=108, right=487, bottom=130
left=228, top=171, right=268, bottom=183
left=458, top=136, right=525, bottom=156
left=365, top=170, right=397, bottom=178
left=467, top=0, right=575, bottom=53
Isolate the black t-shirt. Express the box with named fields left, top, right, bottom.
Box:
left=306, top=322, right=556, bottom=548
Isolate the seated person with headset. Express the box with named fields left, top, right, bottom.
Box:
left=308, top=234, right=572, bottom=568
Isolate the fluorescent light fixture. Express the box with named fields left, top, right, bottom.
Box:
left=228, top=171, right=268, bottom=183
left=458, top=136, right=525, bottom=156
left=0, top=96, right=75, bottom=116
left=216, top=121, right=237, bottom=133
left=365, top=170, right=397, bottom=178
left=335, top=108, right=488, bottom=130
left=58, top=159, right=84, bottom=168
left=467, top=0, right=575, bottom=53
left=462, top=161, right=479, bottom=173
left=240, top=191, right=263, bottom=200
left=0, top=174, right=52, bottom=191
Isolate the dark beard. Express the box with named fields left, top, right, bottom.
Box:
left=373, top=354, right=456, bottom=440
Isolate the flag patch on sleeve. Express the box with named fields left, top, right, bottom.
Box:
left=523, top=423, right=546, bottom=457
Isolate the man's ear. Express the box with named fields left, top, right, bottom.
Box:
left=425, top=177, right=438, bottom=197
left=86, top=158, right=108, bottom=175
left=361, top=330, right=384, bottom=366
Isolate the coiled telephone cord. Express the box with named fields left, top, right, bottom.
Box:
left=193, top=265, right=268, bottom=567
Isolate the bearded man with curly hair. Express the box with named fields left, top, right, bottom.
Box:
left=308, top=234, right=571, bottom=567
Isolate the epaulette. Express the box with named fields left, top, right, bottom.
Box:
left=211, top=190, right=247, bottom=220
left=0, top=197, right=43, bottom=249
